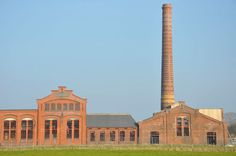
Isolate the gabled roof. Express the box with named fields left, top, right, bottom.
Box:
left=37, top=86, right=87, bottom=102
left=87, top=114, right=137, bottom=128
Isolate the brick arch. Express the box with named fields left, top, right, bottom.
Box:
left=2, top=114, right=17, bottom=120
left=43, top=115, right=61, bottom=119
left=64, top=114, right=81, bottom=118
left=19, top=114, right=36, bottom=123
left=19, top=114, right=35, bottom=119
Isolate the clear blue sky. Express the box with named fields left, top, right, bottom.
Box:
left=0, top=0, right=235, bottom=121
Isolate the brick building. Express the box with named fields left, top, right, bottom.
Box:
left=0, top=3, right=228, bottom=146
left=139, top=102, right=228, bottom=145
left=0, top=86, right=138, bottom=146
left=138, top=3, right=228, bottom=145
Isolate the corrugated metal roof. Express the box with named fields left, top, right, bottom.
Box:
left=87, top=114, right=137, bottom=128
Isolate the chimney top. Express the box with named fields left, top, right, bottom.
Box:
left=162, top=3, right=172, bottom=8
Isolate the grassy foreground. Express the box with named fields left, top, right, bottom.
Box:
left=0, top=149, right=235, bottom=156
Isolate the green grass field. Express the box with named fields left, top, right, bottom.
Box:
left=0, top=149, right=236, bottom=156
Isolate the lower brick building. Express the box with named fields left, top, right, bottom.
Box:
left=139, top=102, right=228, bottom=145
left=86, top=114, right=137, bottom=144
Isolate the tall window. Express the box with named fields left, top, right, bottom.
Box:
left=100, top=132, right=105, bottom=141
left=176, top=117, right=182, bottom=136
left=63, top=103, right=68, bottom=111
left=28, top=120, right=33, bottom=139
left=150, top=131, right=159, bottom=144
left=130, top=131, right=135, bottom=142
left=3, top=119, right=16, bottom=142
left=21, top=120, right=26, bottom=139
left=75, top=103, right=80, bottom=111
left=69, top=103, right=74, bottom=111
left=120, top=131, right=125, bottom=141
left=52, top=120, right=57, bottom=139
left=176, top=116, right=190, bottom=136
left=74, top=120, right=79, bottom=139
left=44, top=120, right=50, bottom=139
left=110, top=131, right=115, bottom=141
left=45, top=103, right=49, bottom=111
left=21, top=119, right=33, bottom=141
left=90, top=131, right=95, bottom=142
left=51, top=103, right=56, bottom=111
left=183, top=117, right=189, bottom=136
left=57, top=103, right=61, bottom=111
left=207, top=132, right=216, bottom=145
left=45, top=120, right=57, bottom=140
left=67, top=120, right=72, bottom=139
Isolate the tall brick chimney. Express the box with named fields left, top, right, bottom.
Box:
left=161, top=4, right=175, bottom=110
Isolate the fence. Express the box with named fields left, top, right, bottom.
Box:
left=0, top=144, right=236, bottom=152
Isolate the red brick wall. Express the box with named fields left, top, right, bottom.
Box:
left=0, top=109, right=37, bottom=146
left=87, top=127, right=137, bottom=144
left=139, top=105, right=228, bottom=145
left=37, top=87, right=87, bottom=145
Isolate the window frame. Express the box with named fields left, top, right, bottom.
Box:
left=130, top=131, right=135, bottom=142
left=100, top=131, right=105, bottom=141
left=90, top=131, right=95, bottom=142
left=110, top=131, right=115, bottom=141
left=3, top=119, right=17, bottom=142
left=176, top=116, right=190, bottom=137
left=207, top=132, right=217, bottom=145
left=119, top=131, right=125, bottom=142
left=45, top=103, right=49, bottom=111
left=21, top=119, right=33, bottom=141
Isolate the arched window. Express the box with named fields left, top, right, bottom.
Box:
left=150, top=131, right=159, bottom=144
left=21, top=118, right=33, bottom=142
left=3, top=118, right=16, bottom=142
